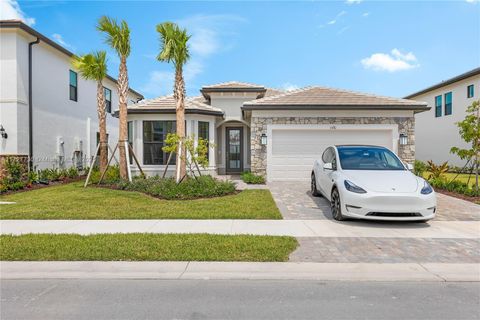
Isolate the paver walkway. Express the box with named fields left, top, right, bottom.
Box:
left=268, top=181, right=480, bottom=263
left=268, top=182, right=480, bottom=221
left=290, top=237, right=480, bottom=263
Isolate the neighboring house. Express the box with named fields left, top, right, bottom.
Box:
left=0, top=20, right=143, bottom=173
left=123, top=82, right=428, bottom=182
left=405, top=68, right=480, bottom=167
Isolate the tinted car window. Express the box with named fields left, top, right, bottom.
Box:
left=337, top=146, right=405, bottom=170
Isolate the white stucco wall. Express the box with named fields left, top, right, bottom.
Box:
left=0, top=28, right=142, bottom=170
left=411, top=75, right=479, bottom=167
left=126, top=113, right=218, bottom=177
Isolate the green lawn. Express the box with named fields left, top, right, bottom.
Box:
left=0, top=182, right=281, bottom=220
left=0, top=234, right=297, bottom=261
left=423, top=172, right=478, bottom=188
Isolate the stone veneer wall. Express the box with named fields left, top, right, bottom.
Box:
left=250, top=117, right=415, bottom=177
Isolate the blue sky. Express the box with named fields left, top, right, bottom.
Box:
left=3, top=0, right=480, bottom=99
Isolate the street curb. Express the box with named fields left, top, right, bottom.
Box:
left=1, top=262, right=479, bottom=282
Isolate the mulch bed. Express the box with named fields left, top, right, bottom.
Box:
left=435, top=188, right=480, bottom=204
left=0, top=177, right=85, bottom=196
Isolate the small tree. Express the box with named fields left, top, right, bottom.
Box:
left=162, top=133, right=210, bottom=179
left=450, top=100, right=480, bottom=192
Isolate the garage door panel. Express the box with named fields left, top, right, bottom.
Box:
left=269, top=127, right=394, bottom=181
left=270, top=157, right=316, bottom=166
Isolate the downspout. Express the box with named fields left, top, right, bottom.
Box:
left=28, top=37, right=40, bottom=171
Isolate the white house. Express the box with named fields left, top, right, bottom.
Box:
left=124, top=82, right=429, bottom=182
left=0, top=20, right=143, bottom=172
left=405, top=68, right=480, bottom=167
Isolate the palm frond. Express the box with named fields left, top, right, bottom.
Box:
left=156, top=22, right=190, bottom=67
left=71, top=50, right=108, bottom=82
left=97, top=16, right=131, bottom=57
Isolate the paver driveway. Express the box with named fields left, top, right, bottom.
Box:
left=268, top=182, right=480, bottom=263
left=269, top=182, right=480, bottom=221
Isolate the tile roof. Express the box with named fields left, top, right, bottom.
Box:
left=202, top=81, right=266, bottom=90
left=122, top=95, right=224, bottom=116
left=264, top=88, right=284, bottom=97
left=243, top=86, right=429, bottom=111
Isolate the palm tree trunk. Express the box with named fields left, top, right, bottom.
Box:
left=97, top=81, right=108, bottom=172
left=174, top=66, right=186, bottom=180
left=118, top=56, right=129, bottom=179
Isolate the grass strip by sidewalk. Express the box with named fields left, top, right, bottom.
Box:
left=0, top=234, right=298, bottom=262
left=0, top=182, right=281, bottom=220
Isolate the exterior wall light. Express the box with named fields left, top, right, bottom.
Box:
left=260, top=133, right=267, bottom=146
left=399, top=133, right=408, bottom=145
left=0, top=125, right=7, bottom=139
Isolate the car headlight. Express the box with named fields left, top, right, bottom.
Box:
left=344, top=180, right=367, bottom=194
left=421, top=180, right=433, bottom=195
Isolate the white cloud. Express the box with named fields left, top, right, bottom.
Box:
left=326, top=10, right=346, bottom=26
left=281, top=83, right=300, bottom=91
left=52, top=33, right=74, bottom=50
left=140, top=60, right=205, bottom=97
left=0, top=0, right=35, bottom=25
left=466, top=0, right=479, bottom=3
left=140, top=71, right=173, bottom=97
left=177, top=14, right=246, bottom=58
left=361, top=48, right=419, bottom=72
left=346, top=0, right=363, bottom=4
left=362, top=12, right=370, bottom=17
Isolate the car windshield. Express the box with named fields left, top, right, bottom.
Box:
left=337, top=146, right=406, bottom=171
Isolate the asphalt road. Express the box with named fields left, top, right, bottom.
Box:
left=1, top=280, right=479, bottom=320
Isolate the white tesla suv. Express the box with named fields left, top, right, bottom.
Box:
left=311, top=145, right=436, bottom=221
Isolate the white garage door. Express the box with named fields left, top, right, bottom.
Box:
left=268, top=125, right=396, bottom=181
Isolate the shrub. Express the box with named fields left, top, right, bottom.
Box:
left=0, top=157, right=27, bottom=193
left=66, top=167, right=79, bottom=179
left=37, top=168, right=63, bottom=182
left=429, top=176, right=479, bottom=197
left=413, top=160, right=427, bottom=177
left=426, top=160, right=449, bottom=180
left=89, top=165, right=121, bottom=184
left=241, top=172, right=265, bottom=184
left=117, top=175, right=236, bottom=200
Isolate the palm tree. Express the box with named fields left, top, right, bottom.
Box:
left=156, top=22, right=191, bottom=180
left=97, top=16, right=131, bottom=179
left=72, top=51, right=108, bottom=172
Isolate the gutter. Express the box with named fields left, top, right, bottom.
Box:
left=241, top=104, right=430, bottom=111
left=28, top=37, right=40, bottom=171
left=113, top=108, right=225, bottom=117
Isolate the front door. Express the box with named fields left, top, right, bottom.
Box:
left=226, top=127, right=243, bottom=173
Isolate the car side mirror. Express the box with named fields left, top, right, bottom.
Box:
left=323, top=162, right=333, bottom=170
left=406, top=163, right=413, bottom=171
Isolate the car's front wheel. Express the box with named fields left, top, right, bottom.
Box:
left=311, top=173, right=321, bottom=197
left=331, top=188, right=345, bottom=221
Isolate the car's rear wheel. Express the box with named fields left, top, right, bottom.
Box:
left=311, top=173, right=321, bottom=197
left=331, top=188, right=345, bottom=221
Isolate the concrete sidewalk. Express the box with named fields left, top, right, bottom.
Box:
left=1, top=219, right=479, bottom=238
left=1, top=261, right=479, bottom=282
